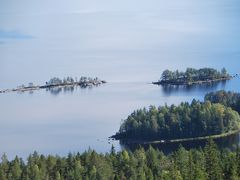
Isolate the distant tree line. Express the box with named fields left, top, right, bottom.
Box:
left=1, top=140, right=240, bottom=180
left=116, top=99, right=240, bottom=141
left=46, top=77, right=102, bottom=86
left=159, top=67, right=230, bottom=84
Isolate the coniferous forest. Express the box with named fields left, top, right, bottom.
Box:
left=114, top=96, right=240, bottom=141
left=154, top=68, right=231, bottom=85
left=1, top=90, right=240, bottom=180
left=1, top=140, right=240, bottom=180
left=2, top=0, right=240, bottom=179
left=205, top=90, right=240, bottom=113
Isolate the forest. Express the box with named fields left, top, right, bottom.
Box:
left=0, top=140, right=240, bottom=180
left=2, top=90, right=240, bottom=180
left=154, top=68, right=231, bottom=85
left=114, top=98, right=240, bottom=141
left=205, top=90, right=240, bottom=113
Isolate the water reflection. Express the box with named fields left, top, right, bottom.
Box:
left=120, top=133, right=240, bottom=154
left=17, top=80, right=229, bottom=96
left=45, top=85, right=95, bottom=95
left=0, top=0, right=240, bottom=159
left=160, top=80, right=227, bottom=96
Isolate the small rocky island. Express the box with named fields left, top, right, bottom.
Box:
left=153, top=67, right=232, bottom=86
left=112, top=91, right=240, bottom=144
left=0, top=76, right=106, bottom=94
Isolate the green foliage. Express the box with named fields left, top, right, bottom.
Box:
left=160, top=67, right=230, bottom=84
left=204, top=139, right=222, bottom=180
left=1, top=141, right=240, bottom=180
left=46, top=76, right=102, bottom=86
left=117, top=100, right=240, bottom=141
left=205, top=90, right=240, bottom=113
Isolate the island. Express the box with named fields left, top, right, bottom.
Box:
left=0, top=76, right=106, bottom=94
left=111, top=98, right=240, bottom=143
left=153, top=67, right=232, bottom=86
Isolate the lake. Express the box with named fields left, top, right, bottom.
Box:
left=0, top=0, right=240, bottom=159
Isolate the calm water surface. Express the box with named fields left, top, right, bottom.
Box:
left=0, top=0, right=240, bottom=158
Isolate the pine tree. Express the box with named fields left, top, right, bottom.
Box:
left=74, top=160, right=83, bottom=180
left=0, top=154, right=9, bottom=180
left=9, top=156, right=22, bottom=180
left=222, top=151, right=238, bottom=180
left=204, top=139, right=222, bottom=180
left=174, top=146, right=188, bottom=179
left=236, top=145, right=240, bottom=177
left=187, top=151, right=194, bottom=180
left=32, top=164, right=41, bottom=180
left=55, top=171, right=61, bottom=180
left=89, top=166, right=97, bottom=180
left=169, top=160, right=183, bottom=180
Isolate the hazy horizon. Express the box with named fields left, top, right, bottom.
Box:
left=0, top=0, right=240, bottom=158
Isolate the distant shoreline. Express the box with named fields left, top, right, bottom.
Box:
left=0, top=78, right=106, bottom=94
left=112, top=129, right=240, bottom=145
left=152, top=76, right=233, bottom=86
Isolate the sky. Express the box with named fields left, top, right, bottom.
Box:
left=0, top=0, right=239, bottom=87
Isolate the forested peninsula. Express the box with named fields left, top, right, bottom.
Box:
left=112, top=91, right=240, bottom=143
left=153, top=68, right=232, bottom=86
left=0, top=77, right=106, bottom=94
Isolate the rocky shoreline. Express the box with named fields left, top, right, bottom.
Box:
left=152, top=76, right=233, bottom=86
left=0, top=77, right=106, bottom=94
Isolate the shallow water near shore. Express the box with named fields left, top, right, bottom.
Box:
left=0, top=0, right=240, bottom=158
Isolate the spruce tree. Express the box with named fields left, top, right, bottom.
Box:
left=204, top=139, right=222, bottom=180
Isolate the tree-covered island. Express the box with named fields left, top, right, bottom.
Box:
left=112, top=95, right=240, bottom=142
left=153, top=67, right=232, bottom=86
left=0, top=76, right=106, bottom=94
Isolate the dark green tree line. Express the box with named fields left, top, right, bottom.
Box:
left=205, top=90, right=240, bottom=113
left=115, top=100, right=240, bottom=141
left=159, top=67, right=230, bottom=84
left=1, top=140, right=240, bottom=180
